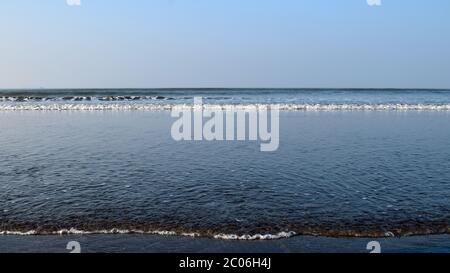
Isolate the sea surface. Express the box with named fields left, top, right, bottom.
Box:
left=1, top=88, right=450, bottom=110
left=2, top=234, right=449, bottom=253
left=0, top=89, right=449, bottom=249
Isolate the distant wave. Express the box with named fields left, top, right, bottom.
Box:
left=1, top=103, right=450, bottom=111
left=0, top=96, right=175, bottom=102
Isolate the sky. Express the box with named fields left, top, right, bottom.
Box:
left=0, top=0, right=449, bottom=89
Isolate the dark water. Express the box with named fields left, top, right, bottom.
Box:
left=1, top=108, right=449, bottom=238
left=1, top=234, right=449, bottom=253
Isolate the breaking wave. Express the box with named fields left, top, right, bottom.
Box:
left=1, top=223, right=449, bottom=240
left=1, top=103, right=450, bottom=111
left=0, top=95, right=175, bottom=102
left=0, top=228, right=296, bottom=240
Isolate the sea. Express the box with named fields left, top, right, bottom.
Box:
left=0, top=89, right=449, bottom=252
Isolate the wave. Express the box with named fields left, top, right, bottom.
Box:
left=0, top=228, right=296, bottom=240
left=1, top=103, right=450, bottom=111
left=0, top=96, right=175, bottom=102
left=1, top=224, right=449, bottom=239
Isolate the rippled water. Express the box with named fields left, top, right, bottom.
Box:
left=1, top=107, right=449, bottom=238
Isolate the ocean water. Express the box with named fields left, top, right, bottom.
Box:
left=1, top=88, right=450, bottom=110
left=2, top=234, right=450, bottom=253
left=0, top=89, right=450, bottom=241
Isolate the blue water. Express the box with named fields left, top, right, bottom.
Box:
left=1, top=89, right=450, bottom=109
left=0, top=89, right=449, bottom=239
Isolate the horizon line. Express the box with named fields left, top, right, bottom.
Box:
left=1, top=87, right=450, bottom=91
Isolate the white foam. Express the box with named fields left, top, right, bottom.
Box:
left=0, top=230, right=38, bottom=236
left=0, top=228, right=293, bottom=240
left=1, top=103, right=450, bottom=111
left=213, top=231, right=296, bottom=240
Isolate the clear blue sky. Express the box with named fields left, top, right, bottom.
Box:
left=1, top=0, right=449, bottom=89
